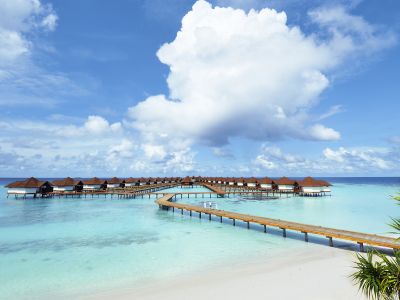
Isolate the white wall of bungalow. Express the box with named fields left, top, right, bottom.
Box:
left=53, top=185, right=75, bottom=191
left=237, top=181, right=244, bottom=186
left=83, top=184, right=102, bottom=190
left=7, top=187, right=39, bottom=194
left=302, top=186, right=322, bottom=193
left=278, top=184, right=294, bottom=191
left=228, top=181, right=235, bottom=185
left=260, top=183, right=272, bottom=189
left=107, top=183, right=120, bottom=188
left=247, top=182, right=257, bottom=187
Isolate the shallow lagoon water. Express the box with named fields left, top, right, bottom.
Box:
left=0, top=178, right=399, bottom=299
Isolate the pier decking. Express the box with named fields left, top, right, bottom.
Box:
left=155, top=194, right=400, bottom=251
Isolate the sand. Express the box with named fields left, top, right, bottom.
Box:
left=83, top=245, right=367, bottom=300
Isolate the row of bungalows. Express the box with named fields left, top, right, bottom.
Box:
left=6, top=176, right=185, bottom=197
left=201, top=176, right=331, bottom=194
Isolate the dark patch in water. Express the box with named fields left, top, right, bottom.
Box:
left=0, top=233, right=160, bottom=254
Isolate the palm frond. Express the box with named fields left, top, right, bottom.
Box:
left=351, top=251, right=385, bottom=299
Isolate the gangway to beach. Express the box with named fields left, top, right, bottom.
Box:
left=155, top=194, right=400, bottom=252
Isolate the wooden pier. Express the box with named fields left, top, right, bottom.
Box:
left=155, top=194, right=400, bottom=252
left=201, top=184, right=226, bottom=197
left=45, top=183, right=179, bottom=199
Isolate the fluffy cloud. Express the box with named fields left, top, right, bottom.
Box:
left=0, top=115, right=197, bottom=176
left=322, top=147, right=393, bottom=170
left=0, top=0, right=85, bottom=108
left=0, top=0, right=57, bottom=64
left=83, top=116, right=122, bottom=135
left=253, top=145, right=399, bottom=175
left=254, top=145, right=305, bottom=170
left=127, top=0, right=392, bottom=153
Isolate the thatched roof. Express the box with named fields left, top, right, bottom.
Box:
left=297, top=177, right=332, bottom=187
left=275, top=177, right=295, bottom=185
left=181, top=176, right=192, bottom=184
left=52, top=177, right=82, bottom=187
left=108, top=177, right=122, bottom=184
left=125, top=177, right=139, bottom=183
left=244, top=177, right=258, bottom=183
left=258, top=177, right=274, bottom=184
left=82, top=177, right=106, bottom=185
left=6, top=177, right=52, bottom=188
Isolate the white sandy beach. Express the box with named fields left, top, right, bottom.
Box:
left=83, top=245, right=367, bottom=300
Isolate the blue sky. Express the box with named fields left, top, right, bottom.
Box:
left=0, top=0, right=399, bottom=177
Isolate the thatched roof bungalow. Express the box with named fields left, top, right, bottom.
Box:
left=52, top=177, right=83, bottom=192
left=107, top=177, right=124, bottom=188
left=245, top=177, right=258, bottom=187
left=275, top=177, right=296, bottom=191
left=258, top=177, right=274, bottom=190
left=227, top=177, right=237, bottom=186
left=181, top=176, right=193, bottom=186
left=297, top=177, right=332, bottom=194
left=236, top=177, right=246, bottom=186
left=82, top=177, right=107, bottom=190
left=6, top=177, right=53, bottom=196
left=125, top=177, right=139, bottom=187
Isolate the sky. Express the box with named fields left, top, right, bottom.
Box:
left=0, top=0, right=399, bottom=177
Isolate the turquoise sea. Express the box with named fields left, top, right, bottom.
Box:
left=0, top=178, right=399, bottom=300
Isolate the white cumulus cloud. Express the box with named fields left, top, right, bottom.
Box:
left=127, top=0, right=393, bottom=152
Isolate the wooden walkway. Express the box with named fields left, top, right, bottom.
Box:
left=201, top=184, right=226, bottom=197
left=151, top=191, right=289, bottom=198
left=155, top=194, right=400, bottom=252
left=45, top=183, right=178, bottom=199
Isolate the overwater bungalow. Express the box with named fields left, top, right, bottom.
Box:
left=181, top=176, right=193, bottom=186
left=297, top=177, right=332, bottom=196
left=82, top=177, right=107, bottom=191
left=6, top=177, right=53, bottom=197
left=237, top=177, right=246, bottom=187
left=258, top=177, right=274, bottom=190
left=275, top=177, right=296, bottom=192
left=124, top=177, right=139, bottom=187
left=107, top=177, right=124, bottom=188
left=137, top=177, right=146, bottom=185
left=227, top=177, right=237, bottom=186
left=245, top=177, right=258, bottom=188
left=52, top=177, right=83, bottom=192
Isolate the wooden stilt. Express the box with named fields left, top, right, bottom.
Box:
left=281, top=228, right=286, bottom=237
left=264, top=225, right=267, bottom=233
left=358, top=242, right=364, bottom=252
left=327, top=236, right=333, bottom=247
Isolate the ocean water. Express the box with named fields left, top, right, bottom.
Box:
left=0, top=178, right=399, bottom=299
